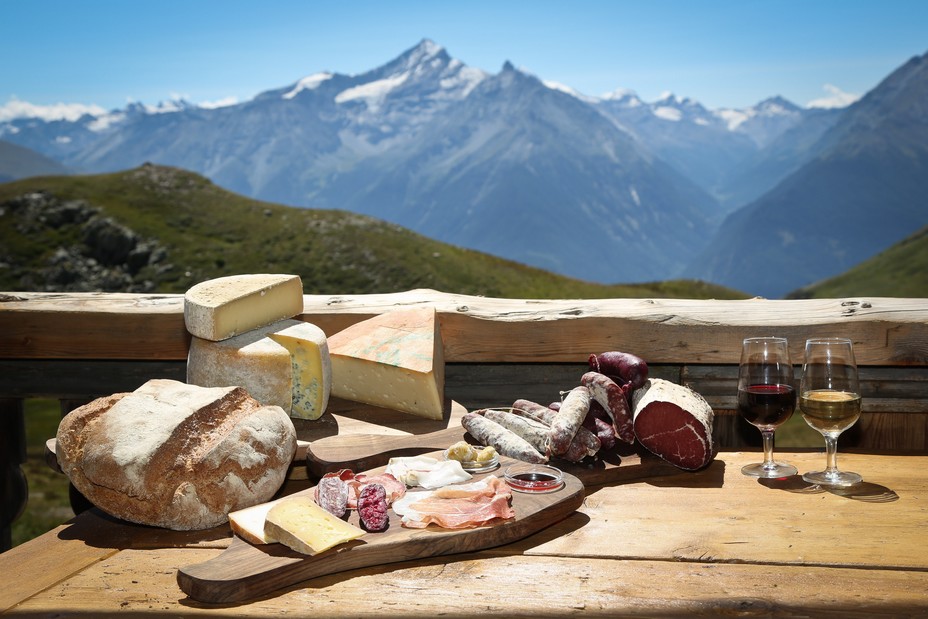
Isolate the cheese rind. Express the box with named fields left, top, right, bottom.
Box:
left=184, top=274, right=303, bottom=341
left=229, top=499, right=282, bottom=544
left=187, top=319, right=331, bottom=420
left=268, top=322, right=331, bottom=420
left=327, top=307, right=445, bottom=420
left=264, top=496, right=365, bottom=554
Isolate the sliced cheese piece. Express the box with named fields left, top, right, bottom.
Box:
left=327, top=307, right=445, bottom=420
left=187, top=319, right=331, bottom=420
left=264, top=496, right=365, bottom=555
left=228, top=498, right=283, bottom=545
left=184, top=273, right=303, bottom=341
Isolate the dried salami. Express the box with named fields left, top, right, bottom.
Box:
left=314, top=474, right=349, bottom=518
left=584, top=400, right=617, bottom=451
left=582, top=371, right=636, bottom=444
left=589, top=351, right=648, bottom=390
left=512, top=398, right=601, bottom=460
left=357, top=483, right=390, bottom=532
left=484, top=409, right=550, bottom=456
left=462, top=412, right=547, bottom=463
left=547, top=386, right=591, bottom=456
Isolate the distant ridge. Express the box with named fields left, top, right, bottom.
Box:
left=0, top=140, right=69, bottom=182
left=686, top=50, right=928, bottom=298
left=0, top=165, right=746, bottom=299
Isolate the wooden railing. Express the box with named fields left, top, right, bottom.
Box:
left=2, top=290, right=927, bottom=550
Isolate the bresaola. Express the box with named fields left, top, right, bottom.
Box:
left=631, top=378, right=715, bottom=471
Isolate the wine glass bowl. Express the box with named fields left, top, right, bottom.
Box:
left=738, top=336, right=797, bottom=478
left=800, top=337, right=863, bottom=486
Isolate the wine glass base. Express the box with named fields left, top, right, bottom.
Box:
left=802, top=470, right=862, bottom=487
left=741, top=462, right=798, bottom=478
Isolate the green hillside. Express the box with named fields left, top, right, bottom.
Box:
left=0, top=164, right=746, bottom=299
left=788, top=226, right=928, bottom=299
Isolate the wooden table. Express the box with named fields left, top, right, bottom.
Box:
left=2, top=449, right=926, bottom=618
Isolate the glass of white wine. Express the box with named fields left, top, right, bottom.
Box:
left=800, top=337, right=863, bottom=486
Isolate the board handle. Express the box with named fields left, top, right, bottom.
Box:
left=305, top=426, right=466, bottom=477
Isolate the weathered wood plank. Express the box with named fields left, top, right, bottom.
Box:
left=519, top=452, right=928, bottom=571
left=3, top=291, right=927, bottom=365
left=4, top=452, right=927, bottom=615
left=12, top=550, right=928, bottom=617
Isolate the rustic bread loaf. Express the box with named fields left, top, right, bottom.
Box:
left=56, top=379, right=297, bottom=530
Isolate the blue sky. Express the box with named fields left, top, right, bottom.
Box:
left=2, top=0, right=927, bottom=120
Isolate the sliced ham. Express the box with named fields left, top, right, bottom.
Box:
left=392, top=476, right=514, bottom=529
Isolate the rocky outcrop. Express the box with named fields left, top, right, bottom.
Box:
left=1, top=191, right=172, bottom=292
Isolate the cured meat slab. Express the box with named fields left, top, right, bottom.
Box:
left=177, top=456, right=584, bottom=604
left=305, top=426, right=680, bottom=486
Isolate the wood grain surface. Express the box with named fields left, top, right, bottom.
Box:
left=3, top=291, right=927, bottom=364
left=177, top=456, right=585, bottom=604
left=4, top=451, right=927, bottom=617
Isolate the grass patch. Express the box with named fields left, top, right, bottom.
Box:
left=12, top=399, right=73, bottom=547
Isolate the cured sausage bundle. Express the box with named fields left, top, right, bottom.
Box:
left=462, top=350, right=716, bottom=472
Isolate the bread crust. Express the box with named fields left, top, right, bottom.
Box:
left=56, top=379, right=297, bottom=530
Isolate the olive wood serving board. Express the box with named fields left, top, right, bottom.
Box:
left=305, top=426, right=680, bottom=486
left=177, top=457, right=585, bottom=604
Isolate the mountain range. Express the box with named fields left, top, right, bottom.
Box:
left=2, top=39, right=925, bottom=297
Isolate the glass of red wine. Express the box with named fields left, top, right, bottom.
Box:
left=738, top=336, right=798, bottom=478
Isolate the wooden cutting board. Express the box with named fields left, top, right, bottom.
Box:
left=177, top=457, right=585, bottom=604
left=305, top=426, right=681, bottom=486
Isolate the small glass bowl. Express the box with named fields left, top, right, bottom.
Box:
left=448, top=452, right=499, bottom=473
left=504, top=463, right=565, bottom=493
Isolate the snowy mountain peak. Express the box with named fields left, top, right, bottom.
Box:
left=282, top=72, right=334, bottom=100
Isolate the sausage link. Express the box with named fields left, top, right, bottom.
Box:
left=314, top=474, right=350, bottom=519
left=513, top=399, right=600, bottom=459
left=547, top=386, right=591, bottom=456
left=581, top=371, right=636, bottom=444
left=588, top=351, right=648, bottom=390
left=357, top=483, right=389, bottom=532
left=584, top=400, right=618, bottom=451
left=484, top=409, right=550, bottom=455
left=462, top=412, right=547, bottom=463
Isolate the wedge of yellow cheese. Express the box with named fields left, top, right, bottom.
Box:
left=264, top=496, right=365, bottom=555
left=228, top=498, right=282, bottom=544
left=184, top=273, right=303, bottom=341
left=327, top=307, right=445, bottom=420
left=187, top=319, right=331, bottom=420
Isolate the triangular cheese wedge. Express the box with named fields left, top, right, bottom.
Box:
left=327, top=307, right=445, bottom=420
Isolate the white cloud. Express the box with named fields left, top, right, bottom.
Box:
left=0, top=97, right=106, bottom=122
left=807, top=84, right=860, bottom=109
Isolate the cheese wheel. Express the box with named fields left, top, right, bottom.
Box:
left=184, top=273, right=304, bottom=341
left=187, top=319, right=331, bottom=420
left=327, top=307, right=445, bottom=420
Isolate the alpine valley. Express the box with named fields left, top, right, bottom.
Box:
left=3, top=40, right=926, bottom=297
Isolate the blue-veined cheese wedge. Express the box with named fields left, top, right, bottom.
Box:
left=327, top=307, right=445, bottom=420
left=187, top=319, right=331, bottom=420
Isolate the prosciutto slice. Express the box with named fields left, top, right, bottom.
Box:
left=392, top=476, right=515, bottom=529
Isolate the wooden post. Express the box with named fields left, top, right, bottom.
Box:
left=0, top=398, right=27, bottom=552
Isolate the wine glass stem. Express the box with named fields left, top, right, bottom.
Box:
left=762, top=430, right=776, bottom=468
left=824, top=435, right=840, bottom=475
